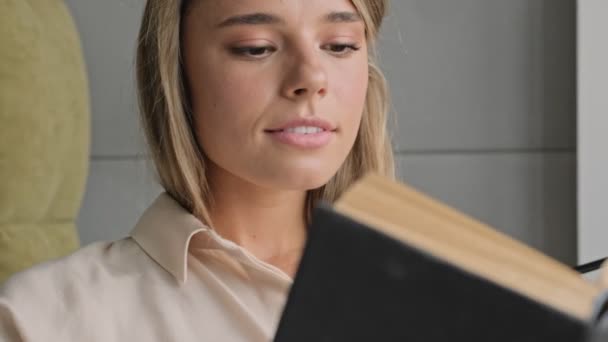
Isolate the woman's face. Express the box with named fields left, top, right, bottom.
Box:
left=182, top=0, right=369, bottom=191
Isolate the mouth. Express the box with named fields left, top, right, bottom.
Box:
left=264, top=117, right=338, bottom=134
left=264, top=127, right=336, bottom=149
left=264, top=127, right=336, bottom=134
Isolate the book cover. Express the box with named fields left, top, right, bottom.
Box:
left=274, top=204, right=592, bottom=342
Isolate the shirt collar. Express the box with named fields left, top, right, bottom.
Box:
left=130, top=193, right=211, bottom=284
left=130, top=193, right=295, bottom=285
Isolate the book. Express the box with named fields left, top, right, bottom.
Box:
left=274, top=173, right=608, bottom=342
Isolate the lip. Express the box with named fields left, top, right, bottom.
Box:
left=266, top=129, right=334, bottom=149
left=264, top=117, right=337, bottom=133
left=264, top=117, right=336, bottom=149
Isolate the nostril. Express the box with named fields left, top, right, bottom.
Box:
left=294, top=88, right=306, bottom=96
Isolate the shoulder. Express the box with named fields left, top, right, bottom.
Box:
left=0, top=238, right=154, bottom=316
left=0, top=238, right=157, bottom=340
left=3, top=239, right=129, bottom=288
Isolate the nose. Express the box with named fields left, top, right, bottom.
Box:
left=281, top=50, right=328, bottom=101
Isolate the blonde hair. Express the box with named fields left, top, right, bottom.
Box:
left=136, top=0, right=395, bottom=226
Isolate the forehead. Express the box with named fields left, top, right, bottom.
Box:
left=188, top=0, right=361, bottom=27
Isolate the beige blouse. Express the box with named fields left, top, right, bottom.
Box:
left=0, top=193, right=294, bottom=341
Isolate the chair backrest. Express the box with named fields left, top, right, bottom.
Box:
left=0, top=0, right=90, bottom=283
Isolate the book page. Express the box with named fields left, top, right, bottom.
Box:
left=335, top=173, right=601, bottom=321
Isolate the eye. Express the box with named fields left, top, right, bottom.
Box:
left=229, top=46, right=277, bottom=59
left=323, top=43, right=361, bottom=56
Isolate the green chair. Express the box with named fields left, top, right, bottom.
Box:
left=0, top=0, right=90, bottom=283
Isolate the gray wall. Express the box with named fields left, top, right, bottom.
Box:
left=67, top=0, right=578, bottom=264
left=578, top=0, right=608, bottom=264
left=65, top=0, right=161, bottom=244
left=381, top=0, right=577, bottom=264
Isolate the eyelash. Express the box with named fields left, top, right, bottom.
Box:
left=229, top=43, right=361, bottom=59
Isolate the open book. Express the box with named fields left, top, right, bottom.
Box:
left=274, top=173, right=608, bottom=341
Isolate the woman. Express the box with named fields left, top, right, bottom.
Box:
left=0, top=0, right=394, bottom=340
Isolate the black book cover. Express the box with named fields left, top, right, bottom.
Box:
left=274, top=204, right=590, bottom=341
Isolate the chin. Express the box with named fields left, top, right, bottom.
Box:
left=287, top=157, right=349, bottom=189
left=258, top=167, right=334, bottom=191
left=250, top=155, right=348, bottom=190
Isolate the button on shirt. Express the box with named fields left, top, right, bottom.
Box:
left=0, top=193, right=294, bottom=341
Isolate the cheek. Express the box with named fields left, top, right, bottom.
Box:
left=200, top=70, right=269, bottom=121
left=334, top=61, right=369, bottom=132
left=191, top=65, right=273, bottom=146
left=189, top=63, right=284, bottom=185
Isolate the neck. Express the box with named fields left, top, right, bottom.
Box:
left=207, top=167, right=308, bottom=262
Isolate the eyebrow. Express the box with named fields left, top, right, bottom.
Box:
left=324, top=11, right=362, bottom=24
left=216, top=11, right=363, bottom=28
left=217, top=13, right=282, bottom=27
